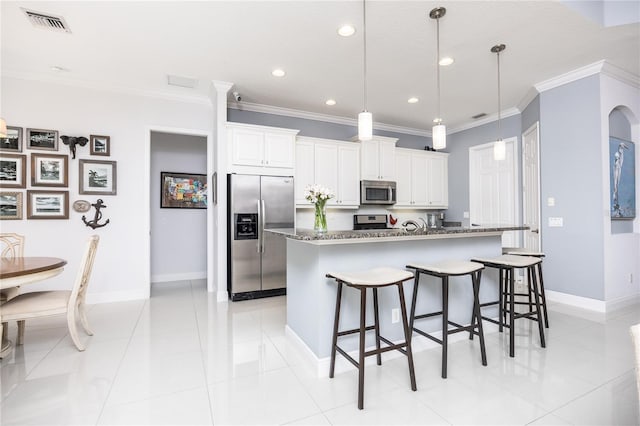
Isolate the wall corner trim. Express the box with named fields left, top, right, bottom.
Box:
left=534, top=60, right=606, bottom=93
left=601, top=62, right=640, bottom=88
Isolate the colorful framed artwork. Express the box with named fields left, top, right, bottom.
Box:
left=610, top=137, right=636, bottom=219
left=27, top=190, right=69, bottom=219
left=90, top=134, right=110, bottom=156
left=79, top=159, right=117, bottom=195
left=27, top=128, right=59, bottom=151
left=31, top=153, right=69, bottom=187
left=160, top=172, right=207, bottom=209
left=0, top=126, right=23, bottom=153
left=0, top=191, right=23, bottom=220
left=0, top=153, right=27, bottom=188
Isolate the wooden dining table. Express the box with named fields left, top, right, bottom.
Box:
left=0, top=257, right=67, bottom=357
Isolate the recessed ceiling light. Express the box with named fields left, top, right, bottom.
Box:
left=325, top=99, right=336, bottom=106
left=272, top=69, right=286, bottom=77
left=337, top=25, right=356, bottom=37
left=439, top=57, right=454, bottom=66
left=408, top=97, right=419, bottom=104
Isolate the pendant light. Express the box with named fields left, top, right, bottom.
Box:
left=357, top=0, right=373, bottom=141
left=492, top=44, right=506, bottom=161
left=430, top=7, right=446, bottom=150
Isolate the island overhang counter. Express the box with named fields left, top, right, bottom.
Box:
left=265, top=226, right=526, bottom=376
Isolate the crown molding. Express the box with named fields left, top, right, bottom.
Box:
left=2, top=69, right=213, bottom=106
left=601, top=62, right=640, bottom=88
left=517, top=86, right=540, bottom=113
left=534, top=60, right=605, bottom=93
left=227, top=101, right=431, bottom=137
left=448, top=107, right=521, bottom=135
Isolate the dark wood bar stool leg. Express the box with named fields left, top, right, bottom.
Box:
left=358, top=287, right=367, bottom=410
left=441, top=276, right=449, bottom=378
left=530, top=267, right=546, bottom=348
left=537, top=263, right=550, bottom=328
left=498, top=268, right=504, bottom=332
left=373, top=288, right=382, bottom=366
left=509, top=267, right=516, bottom=357
left=472, top=270, right=487, bottom=366
left=397, top=282, right=417, bottom=391
left=409, top=272, right=421, bottom=335
left=329, top=281, right=343, bottom=379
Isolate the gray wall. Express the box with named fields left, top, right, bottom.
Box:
left=539, top=75, right=604, bottom=299
left=150, top=131, right=207, bottom=282
left=446, top=115, right=522, bottom=221
left=522, top=95, right=540, bottom=134
left=609, top=108, right=634, bottom=234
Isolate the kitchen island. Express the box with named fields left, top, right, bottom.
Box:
left=266, top=225, right=526, bottom=376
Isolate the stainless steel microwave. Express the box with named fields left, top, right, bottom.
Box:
left=360, top=180, right=397, bottom=205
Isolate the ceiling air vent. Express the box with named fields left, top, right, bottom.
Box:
left=167, top=75, right=198, bottom=89
left=22, top=8, right=71, bottom=33
left=472, top=113, right=487, bottom=119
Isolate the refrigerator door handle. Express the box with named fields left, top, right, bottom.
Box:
left=256, top=200, right=262, bottom=253
left=261, top=199, right=266, bottom=253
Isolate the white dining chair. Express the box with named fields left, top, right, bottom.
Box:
left=1, top=233, right=25, bottom=344
left=0, top=235, right=99, bottom=351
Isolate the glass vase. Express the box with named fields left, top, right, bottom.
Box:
left=314, top=203, right=327, bottom=234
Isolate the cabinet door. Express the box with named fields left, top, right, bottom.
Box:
left=394, top=151, right=413, bottom=207
left=232, top=128, right=264, bottom=166
left=360, top=141, right=380, bottom=180
left=427, top=155, right=448, bottom=207
left=411, top=154, right=429, bottom=207
left=295, top=141, right=315, bottom=205
left=314, top=143, right=339, bottom=206
left=378, top=140, right=396, bottom=180
left=264, top=133, right=294, bottom=168
left=337, top=145, right=360, bottom=206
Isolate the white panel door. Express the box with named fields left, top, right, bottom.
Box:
left=469, top=138, right=519, bottom=247
left=314, top=143, right=339, bottom=206
left=264, top=133, right=294, bottom=168
left=522, top=122, right=541, bottom=252
left=395, top=150, right=413, bottom=206
left=337, top=144, right=360, bottom=206
left=295, top=141, right=315, bottom=205
left=232, top=128, right=264, bottom=166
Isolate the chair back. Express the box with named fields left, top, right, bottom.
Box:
left=68, top=235, right=100, bottom=310
left=0, top=233, right=25, bottom=259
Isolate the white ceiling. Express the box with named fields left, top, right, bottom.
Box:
left=2, top=1, right=639, bottom=134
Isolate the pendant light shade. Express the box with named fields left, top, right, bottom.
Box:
left=492, top=43, right=506, bottom=161
left=0, top=118, right=7, bottom=138
left=358, top=111, right=373, bottom=141
left=430, top=7, right=447, bottom=150
left=358, top=0, right=373, bottom=141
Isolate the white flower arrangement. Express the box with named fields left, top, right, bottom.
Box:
left=304, top=184, right=335, bottom=206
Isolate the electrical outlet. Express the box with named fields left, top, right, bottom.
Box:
left=391, top=308, right=400, bottom=324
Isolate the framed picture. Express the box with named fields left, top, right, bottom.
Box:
left=79, top=159, right=117, bottom=195
left=610, top=137, right=636, bottom=219
left=0, top=126, right=23, bottom=153
left=0, top=154, right=27, bottom=188
left=27, top=190, right=69, bottom=219
left=31, top=153, right=69, bottom=187
left=0, top=191, right=23, bottom=220
left=27, top=128, right=59, bottom=151
left=160, top=172, right=207, bottom=209
left=90, top=134, right=110, bottom=156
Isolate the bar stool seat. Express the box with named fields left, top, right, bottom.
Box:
left=471, top=254, right=545, bottom=357
left=503, top=249, right=549, bottom=328
left=406, top=260, right=487, bottom=378
left=326, top=267, right=417, bottom=410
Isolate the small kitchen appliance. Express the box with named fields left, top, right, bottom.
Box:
left=360, top=180, right=396, bottom=205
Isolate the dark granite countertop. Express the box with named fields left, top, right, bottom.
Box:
left=265, top=225, right=527, bottom=244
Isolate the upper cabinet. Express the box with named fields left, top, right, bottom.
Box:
left=295, top=137, right=360, bottom=208
left=227, top=122, right=299, bottom=175
left=358, top=136, right=397, bottom=181
left=394, top=148, right=448, bottom=209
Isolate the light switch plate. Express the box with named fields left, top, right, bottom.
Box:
left=463, top=211, right=470, bottom=218
left=548, top=217, right=563, bottom=227
left=547, top=197, right=555, bottom=207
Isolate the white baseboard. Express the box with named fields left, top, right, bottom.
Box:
left=150, top=271, right=206, bottom=283
left=545, top=290, right=606, bottom=312
left=606, top=293, right=640, bottom=312
left=86, top=289, right=148, bottom=305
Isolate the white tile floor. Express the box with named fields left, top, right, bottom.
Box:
left=1, top=279, right=638, bottom=425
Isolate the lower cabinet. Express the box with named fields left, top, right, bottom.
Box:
left=395, top=148, right=448, bottom=209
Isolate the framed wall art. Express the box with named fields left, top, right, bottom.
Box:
left=27, top=128, right=59, bottom=151
left=160, top=172, right=207, bottom=209
left=90, top=134, right=110, bottom=156
left=0, top=153, right=27, bottom=188
left=27, top=190, right=69, bottom=219
left=609, top=137, right=636, bottom=219
left=0, top=126, right=23, bottom=153
left=79, top=159, right=117, bottom=195
left=31, top=153, right=69, bottom=187
left=0, top=191, right=23, bottom=220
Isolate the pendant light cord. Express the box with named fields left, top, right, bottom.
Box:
left=436, top=16, right=441, bottom=122
left=363, top=0, right=367, bottom=112
left=497, top=49, right=501, bottom=141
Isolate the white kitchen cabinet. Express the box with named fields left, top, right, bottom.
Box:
left=394, top=148, right=448, bottom=209
left=228, top=122, right=299, bottom=174
left=359, top=136, right=397, bottom=181
left=295, top=137, right=360, bottom=208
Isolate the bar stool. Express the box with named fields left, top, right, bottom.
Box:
left=326, top=267, right=417, bottom=410
left=406, top=260, right=487, bottom=379
left=471, top=254, right=546, bottom=357
left=503, top=248, right=549, bottom=328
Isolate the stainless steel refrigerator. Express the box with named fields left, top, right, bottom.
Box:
left=227, top=174, right=294, bottom=301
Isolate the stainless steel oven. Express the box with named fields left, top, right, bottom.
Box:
left=360, top=180, right=396, bottom=205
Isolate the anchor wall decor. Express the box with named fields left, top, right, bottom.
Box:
left=82, top=199, right=110, bottom=229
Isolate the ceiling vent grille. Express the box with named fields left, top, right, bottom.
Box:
left=22, top=8, right=71, bottom=33
left=472, top=113, right=487, bottom=119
